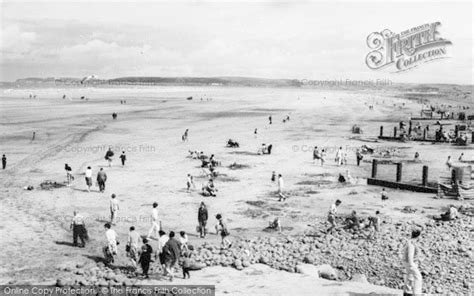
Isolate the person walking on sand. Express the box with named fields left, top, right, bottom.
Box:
left=70, top=211, right=87, bottom=248
left=402, top=229, right=423, bottom=295
left=381, top=188, right=389, bottom=207
left=126, top=226, right=141, bottom=270
left=458, top=153, right=464, bottom=162
left=105, top=147, right=114, bottom=167
left=162, top=231, right=181, bottom=281
left=198, top=202, right=208, bottom=238
left=109, top=194, right=119, bottom=224
left=356, top=149, right=363, bottom=166
left=119, top=151, right=126, bottom=166
left=2, top=154, right=6, bottom=169
left=65, top=163, right=74, bottom=185
left=138, top=238, right=153, bottom=279
left=446, top=156, right=452, bottom=171
left=268, top=115, right=272, bottom=125
left=278, top=174, right=287, bottom=202
left=254, top=128, right=258, bottom=138
left=335, top=147, right=343, bottom=166
left=32, top=131, right=36, bottom=141
left=147, top=202, right=160, bottom=239
left=320, top=149, right=326, bottom=166
left=186, top=174, right=195, bottom=192
left=216, top=214, right=232, bottom=249
left=97, top=168, right=107, bottom=193
left=85, top=166, right=92, bottom=192
left=313, top=146, right=320, bottom=164
left=103, top=223, right=118, bottom=264
left=327, top=199, right=342, bottom=234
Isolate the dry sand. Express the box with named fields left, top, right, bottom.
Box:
left=0, top=86, right=472, bottom=294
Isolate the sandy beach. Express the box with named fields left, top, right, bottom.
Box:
left=0, top=85, right=472, bottom=295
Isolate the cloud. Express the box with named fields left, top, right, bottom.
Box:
left=1, top=25, right=37, bottom=58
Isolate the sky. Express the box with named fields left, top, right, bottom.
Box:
left=0, top=0, right=472, bottom=84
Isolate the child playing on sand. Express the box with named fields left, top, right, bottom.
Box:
left=186, top=174, right=195, bottom=192
left=180, top=251, right=193, bottom=279
left=216, top=214, right=232, bottom=249
left=179, top=231, right=189, bottom=252
left=85, top=166, right=92, bottom=192
left=278, top=174, right=288, bottom=202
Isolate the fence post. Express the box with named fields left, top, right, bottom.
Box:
left=371, top=159, right=378, bottom=178
left=396, top=163, right=402, bottom=182
left=422, top=166, right=428, bottom=187
left=394, top=127, right=397, bottom=138
left=380, top=126, right=384, bottom=137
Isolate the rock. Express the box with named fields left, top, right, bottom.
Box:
left=295, top=264, right=319, bottom=275
left=303, top=256, right=314, bottom=264
left=242, top=261, right=250, bottom=268
left=350, top=273, right=368, bottom=283
left=56, top=279, right=65, bottom=287
left=316, top=264, right=338, bottom=280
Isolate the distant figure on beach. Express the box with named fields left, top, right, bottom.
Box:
left=202, top=179, right=217, bottom=197
left=105, top=148, right=114, bottom=167
left=402, top=229, right=423, bottom=295
left=327, top=200, right=342, bottom=234
left=198, top=202, right=208, bottom=238
left=269, top=217, right=282, bottom=233
left=32, top=132, right=36, bottom=141
left=320, top=149, right=326, bottom=166
left=271, top=171, right=276, bottom=182
left=381, top=188, right=389, bottom=207
left=103, top=223, right=118, bottom=264
left=70, top=211, right=87, bottom=248
left=147, top=202, right=160, bottom=239
left=96, top=168, right=107, bottom=193
left=216, top=214, right=232, bottom=249
left=112, top=112, right=117, bottom=120
left=182, top=129, right=189, bottom=142
left=335, top=147, right=344, bottom=166
left=181, top=251, right=193, bottom=279
left=356, top=149, right=363, bottom=166
left=2, top=154, right=6, bottom=169
left=186, top=174, right=195, bottom=192
left=268, top=116, right=272, bottom=125
left=65, top=163, right=74, bottom=185
left=458, top=153, right=464, bottom=161
left=138, top=238, right=153, bottom=279
left=85, top=166, right=93, bottom=192
left=446, top=156, right=452, bottom=170
left=414, top=152, right=420, bottom=161
left=367, top=210, right=380, bottom=239
left=109, top=194, right=119, bottom=224
left=254, top=128, right=258, bottom=138
left=278, top=174, right=287, bottom=202
left=126, top=226, right=140, bottom=269
left=119, top=151, right=126, bottom=166
left=313, top=146, right=320, bottom=164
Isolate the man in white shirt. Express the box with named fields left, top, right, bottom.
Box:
left=278, top=174, right=287, bottom=202
left=402, top=229, right=423, bottom=295
left=110, top=194, right=119, bottom=224
left=147, top=202, right=160, bottom=239
left=103, top=223, right=118, bottom=263
left=127, top=226, right=140, bottom=268
left=85, top=166, right=92, bottom=192
left=327, top=199, right=342, bottom=234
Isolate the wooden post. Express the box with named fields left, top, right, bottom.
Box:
left=393, top=127, right=397, bottom=137
left=472, top=132, right=474, bottom=143
left=371, top=159, right=378, bottom=178
left=422, top=166, right=428, bottom=187
left=396, top=163, right=402, bottom=182
left=409, top=121, right=412, bottom=135
left=423, top=129, right=427, bottom=140
left=380, top=126, right=383, bottom=137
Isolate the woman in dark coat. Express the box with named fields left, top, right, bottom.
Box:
left=198, top=202, right=208, bottom=238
